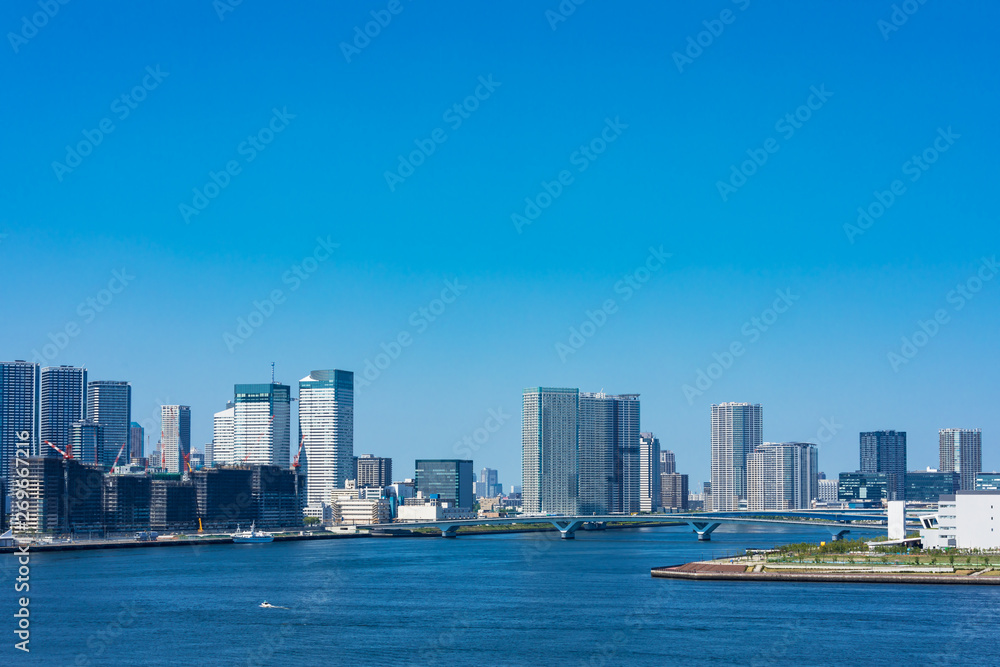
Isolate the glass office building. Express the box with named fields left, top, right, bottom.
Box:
left=87, top=380, right=132, bottom=467
left=40, top=365, right=87, bottom=457
left=904, top=471, right=958, bottom=502
left=415, top=459, right=473, bottom=509
left=838, top=472, right=888, bottom=502
left=859, top=430, right=907, bottom=501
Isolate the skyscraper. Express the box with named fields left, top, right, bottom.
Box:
left=233, top=383, right=291, bottom=466
left=859, top=430, right=907, bottom=501
left=660, top=449, right=676, bottom=475
left=612, top=394, right=641, bottom=514
left=710, top=402, right=763, bottom=511
left=129, top=422, right=144, bottom=461
left=40, top=365, right=87, bottom=458
left=299, top=370, right=354, bottom=510
left=577, top=392, right=612, bottom=514
left=356, top=455, right=392, bottom=488
left=161, top=405, right=191, bottom=474
left=639, top=432, right=660, bottom=512
left=522, top=387, right=579, bottom=515
left=939, top=428, right=982, bottom=492
left=211, top=401, right=235, bottom=466
left=70, top=418, right=103, bottom=466
left=747, top=442, right=818, bottom=510
left=87, top=380, right=132, bottom=467
left=1, top=361, right=40, bottom=496
left=415, top=459, right=474, bottom=508
left=476, top=467, right=503, bottom=497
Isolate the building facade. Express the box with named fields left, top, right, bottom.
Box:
left=86, top=380, right=132, bottom=467
left=129, top=422, right=144, bottom=462
left=838, top=472, right=888, bottom=503
left=976, top=473, right=1000, bottom=491
left=40, top=365, right=87, bottom=458
left=212, top=403, right=235, bottom=465
left=660, top=450, right=676, bottom=475
left=939, top=428, right=982, bottom=492
left=746, top=442, right=818, bottom=511
left=904, top=471, right=958, bottom=502
left=415, top=459, right=474, bottom=509
left=576, top=391, right=612, bottom=514
left=476, top=467, right=502, bottom=498
left=710, top=403, right=763, bottom=511
left=639, top=432, right=660, bottom=512
left=920, top=491, right=1000, bottom=549
left=356, top=455, right=392, bottom=488
left=817, top=478, right=838, bottom=502
left=859, top=430, right=906, bottom=501
left=1, top=362, right=40, bottom=501
left=522, top=387, right=579, bottom=515
left=234, top=383, right=291, bottom=467
left=660, top=472, right=688, bottom=511
left=70, top=419, right=103, bottom=467
left=160, top=405, right=192, bottom=474
left=299, top=370, right=354, bottom=511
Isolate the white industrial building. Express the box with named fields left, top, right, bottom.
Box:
left=919, top=491, right=1000, bottom=549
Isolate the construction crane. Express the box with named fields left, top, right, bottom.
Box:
left=292, top=435, right=304, bottom=468
left=182, top=450, right=193, bottom=473
left=44, top=440, right=72, bottom=460
left=110, top=442, right=128, bottom=471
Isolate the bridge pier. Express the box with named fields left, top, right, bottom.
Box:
left=829, top=529, right=851, bottom=541
left=688, top=521, right=722, bottom=541
left=440, top=526, right=459, bottom=538
left=550, top=519, right=585, bottom=540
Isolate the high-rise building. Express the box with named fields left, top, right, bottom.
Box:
left=639, top=432, right=660, bottom=512
left=660, top=449, right=676, bottom=475
left=40, top=365, right=87, bottom=457
left=522, top=387, right=579, bottom=515
left=612, top=395, right=641, bottom=514
left=356, top=455, right=392, bottom=488
left=87, top=380, right=132, bottom=467
left=129, top=422, right=144, bottom=461
left=939, top=429, right=982, bottom=492
left=69, top=419, right=103, bottom=466
left=1, top=361, right=40, bottom=497
left=577, top=391, right=611, bottom=514
left=660, top=473, right=688, bottom=511
left=415, top=459, right=474, bottom=509
left=299, top=370, right=354, bottom=510
left=233, top=383, right=291, bottom=466
left=746, top=442, right=818, bottom=510
left=212, top=403, right=235, bottom=465
left=859, top=430, right=907, bottom=501
left=476, top=467, right=503, bottom=498
left=710, top=403, right=763, bottom=511
left=161, top=405, right=191, bottom=474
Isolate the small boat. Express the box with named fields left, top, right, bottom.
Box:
left=232, top=522, right=273, bottom=543
left=260, top=601, right=288, bottom=609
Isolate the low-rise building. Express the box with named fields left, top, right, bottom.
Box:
left=333, top=498, right=390, bottom=525
left=975, top=473, right=1000, bottom=491
left=919, top=490, right=1000, bottom=549
left=838, top=472, right=888, bottom=503
left=905, top=471, right=958, bottom=503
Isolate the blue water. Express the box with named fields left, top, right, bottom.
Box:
left=8, top=524, right=1000, bottom=665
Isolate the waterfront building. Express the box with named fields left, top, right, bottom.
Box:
left=234, top=383, right=291, bottom=467
left=0, top=361, right=40, bottom=495
left=129, top=422, right=144, bottom=461
left=161, top=406, right=191, bottom=474
left=576, top=391, right=612, bottom=514
left=523, top=387, right=579, bottom=514
left=817, top=478, right=838, bottom=502
left=660, top=472, right=688, bottom=511
left=332, top=497, right=390, bottom=525
left=86, top=381, right=132, bottom=467
left=357, top=455, right=392, bottom=488
left=639, top=432, right=660, bottom=513
left=299, top=370, right=354, bottom=511
left=904, top=471, right=958, bottom=503
left=747, top=442, right=818, bottom=511
left=660, top=449, right=676, bottom=475
left=103, top=474, right=152, bottom=531
left=252, top=464, right=302, bottom=528
left=976, top=473, right=1000, bottom=491
left=192, top=467, right=256, bottom=528
left=23, top=457, right=104, bottom=532
left=710, top=403, right=763, bottom=511
left=415, top=459, right=474, bottom=509
left=40, top=365, right=87, bottom=458
left=919, top=491, right=1000, bottom=549
left=396, top=498, right=476, bottom=522
left=859, top=430, right=906, bottom=501
left=939, top=428, right=982, bottom=492
left=838, top=472, right=888, bottom=503
left=212, top=403, right=235, bottom=465
left=611, top=395, right=641, bottom=514
left=69, top=419, right=103, bottom=467
left=150, top=478, right=197, bottom=532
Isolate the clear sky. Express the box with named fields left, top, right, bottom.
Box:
left=3, top=1, right=998, bottom=487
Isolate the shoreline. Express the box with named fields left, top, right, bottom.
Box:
left=652, top=562, right=1000, bottom=585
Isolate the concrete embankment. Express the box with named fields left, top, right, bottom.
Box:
left=652, top=562, right=1000, bottom=585
left=0, top=531, right=367, bottom=554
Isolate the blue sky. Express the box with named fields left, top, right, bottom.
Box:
left=2, top=0, right=998, bottom=486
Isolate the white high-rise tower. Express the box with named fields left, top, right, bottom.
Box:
left=299, top=370, right=354, bottom=510
left=711, top=402, right=763, bottom=511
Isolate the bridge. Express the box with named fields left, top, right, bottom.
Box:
left=369, top=510, right=909, bottom=542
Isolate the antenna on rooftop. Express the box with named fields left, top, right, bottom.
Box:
left=271, top=361, right=275, bottom=384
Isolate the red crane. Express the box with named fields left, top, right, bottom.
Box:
left=110, top=442, right=128, bottom=470
left=44, top=440, right=73, bottom=460
left=292, top=435, right=305, bottom=468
